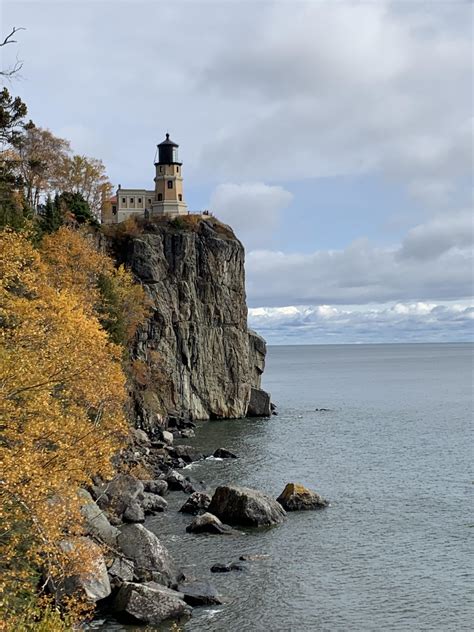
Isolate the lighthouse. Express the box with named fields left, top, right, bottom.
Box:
left=151, top=133, right=188, bottom=216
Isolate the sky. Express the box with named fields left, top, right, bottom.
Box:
left=1, top=0, right=473, bottom=344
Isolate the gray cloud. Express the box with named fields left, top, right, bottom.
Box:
left=210, top=182, right=292, bottom=248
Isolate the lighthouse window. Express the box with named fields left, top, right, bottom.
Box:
left=167, top=180, right=173, bottom=189
left=130, top=198, right=134, bottom=204
left=160, top=166, right=163, bottom=173
left=178, top=194, right=182, bottom=201
left=148, top=198, right=151, bottom=204
left=176, top=166, right=179, bottom=173
left=138, top=197, right=142, bottom=204
left=158, top=194, right=162, bottom=201
left=122, top=197, right=126, bottom=204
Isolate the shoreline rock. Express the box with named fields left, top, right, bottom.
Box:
left=277, top=483, right=329, bottom=511
left=208, top=485, right=286, bottom=527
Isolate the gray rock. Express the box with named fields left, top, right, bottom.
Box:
left=208, top=485, right=286, bottom=527
left=169, top=444, right=202, bottom=463
left=113, top=581, right=191, bottom=625
left=143, top=478, right=168, bottom=496
left=117, top=523, right=179, bottom=585
left=179, top=492, right=211, bottom=515
left=131, top=428, right=151, bottom=445
left=166, top=469, right=195, bottom=492
left=177, top=581, right=222, bottom=606
left=185, top=512, right=236, bottom=535
left=142, top=492, right=168, bottom=514
left=78, top=489, right=119, bottom=548
left=213, top=447, right=238, bottom=459
left=123, top=225, right=269, bottom=424
left=108, top=557, right=134, bottom=583
left=100, top=474, right=145, bottom=521
left=59, top=537, right=111, bottom=602
left=161, top=430, right=174, bottom=445
left=276, top=483, right=329, bottom=511
left=123, top=500, right=145, bottom=523
left=247, top=387, right=271, bottom=417
left=180, top=429, right=195, bottom=438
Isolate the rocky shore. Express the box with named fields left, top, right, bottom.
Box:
left=72, top=420, right=329, bottom=627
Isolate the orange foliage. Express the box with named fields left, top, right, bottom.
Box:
left=0, top=229, right=129, bottom=624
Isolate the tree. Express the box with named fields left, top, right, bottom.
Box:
left=58, top=191, right=97, bottom=226
left=56, top=154, right=112, bottom=219
left=14, top=126, right=70, bottom=210
left=38, top=193, right=63, bottom=234
left=0, top=27, right=25, bottom=79
left=0, top=229, right=129, bottom=626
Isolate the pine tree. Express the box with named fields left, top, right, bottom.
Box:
left=39, top=193, right=63, bottom=234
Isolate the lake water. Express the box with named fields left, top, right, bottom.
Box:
left=101, top=343, right=474, bottom=631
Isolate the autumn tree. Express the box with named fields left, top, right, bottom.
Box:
left=56, top=154, right=112, bottom=219
left=13, top=126, right=70, bottom=210
left=0, top=229, right=129, bottom=627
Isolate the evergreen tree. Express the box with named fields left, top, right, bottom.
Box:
left=39, top=193, right=63, bottom=234
left=59, top=191, right=98, bottom=226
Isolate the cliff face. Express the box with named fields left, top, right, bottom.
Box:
left=117, top=217, right=270, bottom=428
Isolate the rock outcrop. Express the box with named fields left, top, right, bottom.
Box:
left=113, top=582, right=191, bottom=625
left=208, top=485, right=287, bottom=527
left=112, top=217, right=271, bottom=424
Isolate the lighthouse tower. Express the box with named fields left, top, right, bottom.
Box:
left=151, top=133, right=188, bottom=216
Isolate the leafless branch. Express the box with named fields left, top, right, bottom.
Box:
left=0, top=27, right=25, bottom=48
left=1, top=27, right=25, bottom=79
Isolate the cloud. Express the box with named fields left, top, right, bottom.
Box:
left=245, top=211, right=473, bottom=306
left=198, top=1, right=472, bottom=207
left=248, top=302, right=474, bottom=344
left=399, top=210, right=474, bottom=260
left=210, top=182, right=292, bottom=248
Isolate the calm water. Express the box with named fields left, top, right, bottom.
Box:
left=101, top=343, right=474, bottom=631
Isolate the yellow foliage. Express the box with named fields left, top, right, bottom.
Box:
left=0, top=229, right=129, bottom=624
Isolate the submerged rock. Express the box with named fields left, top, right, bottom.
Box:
left=185, top=512, right=236, bottom=535
left=117, top=524, right=179, bottom=586
left=213, top=447, right=238, bottom=459
left=210, top=562, right=244, bottom=573
left=178, top=581, right=222, bottom=606
left=276, top=483, right=328, bottom=511
left=113, top=581, right=191, bottom=625
left=208, top=485, right=286, bottom=527
left=179, top=491, right=211, bottom=515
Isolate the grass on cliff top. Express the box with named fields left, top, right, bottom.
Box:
left=103, top=213, right=237, bottom=242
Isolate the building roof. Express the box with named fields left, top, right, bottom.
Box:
left=158, top=133, right=179, bottom=147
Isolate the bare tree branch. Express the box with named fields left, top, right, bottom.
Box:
left=1, top=27, right=25, bottom=78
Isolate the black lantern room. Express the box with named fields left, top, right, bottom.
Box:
left=156, top=133, right=181, bottom=165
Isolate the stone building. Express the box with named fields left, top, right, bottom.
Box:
left=102, top=134, right=188, bottom=224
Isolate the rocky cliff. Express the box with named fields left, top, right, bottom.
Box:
left=110, top=216, right=270, bottom=428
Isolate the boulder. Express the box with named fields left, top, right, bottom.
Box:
left=161, top=430, right=174, bottom=445
left=276, top=483, right=329, bottom=511
left=101, top=474, right=145, bottom=521
left=78, top=489, right=119, bottom=548
left=59, top=537, right=111, bottom=602
left=108, top=557, right=135, bottom=585
left=179, top=492, right=211, bottom=515
left=208, top=485, right=286, bottom=527
left=131, top=428, right=151, bottom=446
left=113, top=581, right=191, bottom=625
left=166, top=470, right=195, bottom=493
left=117, top=524, right=179, bottom=586
left=185, top=512, right=236, bottom=535
left=213, top=448, right=238, bottom=459
left=247, top=387, right=271, bottom=417
left=142, top=492, right=168, bottom=514
left=177, top=581, right=222, bottom=606
left=123, top=500, right=145, bottom=523
left=168, top=444, right=202, bottom=464
left=180, top=429, right=195, bottom=439
left=143, top=479, right=168, bottom=496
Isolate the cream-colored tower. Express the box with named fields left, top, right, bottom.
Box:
left=151, top=133, right=188, bottom=216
